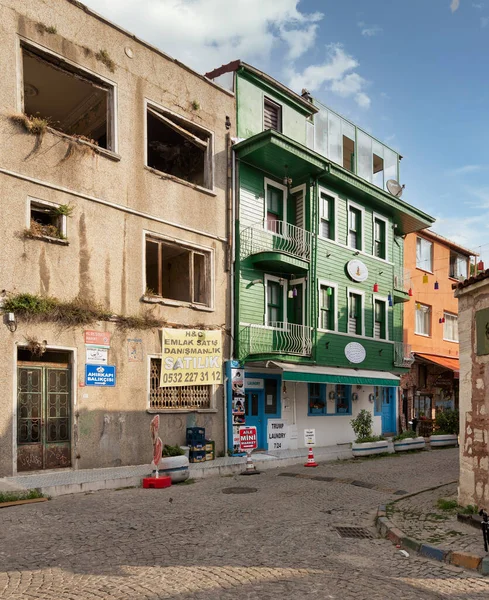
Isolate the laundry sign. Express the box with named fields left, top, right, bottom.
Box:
left=267, top=419, right=290, bottom=451
left=304, top=428, right=316, bottom=447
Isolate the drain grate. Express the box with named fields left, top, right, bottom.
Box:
left=222, top=487, right=257, bottom=494
left=335, top=526, right=373, bottom=539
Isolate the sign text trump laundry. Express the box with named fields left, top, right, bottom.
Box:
left=160, top=328, right=222, bottom=387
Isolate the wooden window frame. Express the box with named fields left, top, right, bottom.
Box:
left=318, top=187, right=338, bottom=242
left=308, top=383, right=327, bottom=416
left=347, top=288, right=365, bottom=337
left=318, top=279, right=338, bottom=332
left=264, top=274, right=287, bottom=327
left=263, top=96, right=282, bottom=133
left=372, top=213, right=388, bottom=261
left=373, top=295, right=388, bottom=340
left=347, top=201, right=365, bottom=251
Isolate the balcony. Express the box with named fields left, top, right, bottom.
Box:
left=393, top=269, right=411, bottom=303
left=394, top=342, right=414, bottom=368
left=240, top=221, right=311, bottom=273
left=246, top=322, right=312, bottom=357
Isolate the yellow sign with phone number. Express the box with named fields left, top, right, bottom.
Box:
left=160, top=328, right=222, bottom=387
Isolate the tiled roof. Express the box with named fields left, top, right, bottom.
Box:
left=452, top=269, right=489, bottom=291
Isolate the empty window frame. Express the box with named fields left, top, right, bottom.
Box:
left=146, top=104, right=212, bottom=189
left=343, top=135, right=355, bottom=172
left=21, top=44, right=114, bottom=150
left=373, top=216, right=387, bottom=260
left=319, top=282, right=336, bottom=331
left=374, top=299, right=387, bottom=340
left=149, top=358, right=212, bottom=410
left=348, top=291, right=363, bottom=336
left=263, top=97, right=282, bottom=132
left=449, top=251, right=468, bottom=280
left=372, top=151, right=384, bottom=188
left=28, top=198, right=67, bottom=240
left=415, top=302, right=431, bottom=336
left=348, top=204, right=363, bottom=250
left=145, top=238, right=211, bottom=307
left=416, top=237, right=433, bottom=272
left=319, top=190, right=335, bottom=240
left=443, top=312, right=458, bottom=342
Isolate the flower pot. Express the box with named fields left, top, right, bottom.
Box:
left=352, top=440, right=389, bottom=458
left=155, top=455, right=190, bottom=482
left=393, top=436, right=425, bottom=452
left=429, top=433, right=458, bottom=448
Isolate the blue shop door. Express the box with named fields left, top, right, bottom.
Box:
left=245, top=391, right=265, bottom=449
left=381, top=387, right=396, bottom=434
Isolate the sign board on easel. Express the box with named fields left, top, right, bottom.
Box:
left=304, top=428, right=316, bottom=447
left=239, top=426, right=258, bottom=451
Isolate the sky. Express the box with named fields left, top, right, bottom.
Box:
left=83, top=0, right=489, bottom=262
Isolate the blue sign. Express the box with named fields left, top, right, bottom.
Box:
left=85, top=364, right=116, bottom=387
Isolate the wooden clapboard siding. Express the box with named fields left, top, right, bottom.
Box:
left=239, top=163, right=264, bottom=228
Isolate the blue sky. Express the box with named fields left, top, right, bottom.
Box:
left=84, top=0, right=489, bottom=261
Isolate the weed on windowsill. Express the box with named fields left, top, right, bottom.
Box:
left=95, top=49, right=115, bottom=72
left=10, top=113, right=50, bottom=136
left=36, top=23, right=57, bottom=34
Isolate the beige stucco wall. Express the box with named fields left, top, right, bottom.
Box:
left=0, top=0, right=235, bottom=476
left=456, top=280, right=489, bottom=508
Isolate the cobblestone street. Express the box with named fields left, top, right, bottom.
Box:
left=1, top=449, right=489, bottom=599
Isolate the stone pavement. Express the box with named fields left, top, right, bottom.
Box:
left=1, top=448, right=489, bottom=599
left=388, top=481, right=485, bottom=556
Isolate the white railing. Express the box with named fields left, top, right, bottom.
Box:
left=394, top=342, right=414, bottom=368
left=248, top=322, right=312, bottom=356
left=394, top=269, right=411, bottom=293
left=240, top=220, right=312, bottom=262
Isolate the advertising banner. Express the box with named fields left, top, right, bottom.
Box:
left=161, top=328, right=222, bottom=387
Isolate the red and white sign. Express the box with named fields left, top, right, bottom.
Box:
left=84, top=330, right=111, bottom=347
left=239, top=426, right=257, bottom=451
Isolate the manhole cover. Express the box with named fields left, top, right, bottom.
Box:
left=335, top=526, right=373, bottom=539
left=351, top=480, right=376, bottom=489
left=222, top=487, right=257, bottom=494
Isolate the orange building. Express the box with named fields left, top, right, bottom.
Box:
left=400, top=230, right=477, bottom=427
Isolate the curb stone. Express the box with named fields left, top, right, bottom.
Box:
left=376, top=504, right=487, bottom=575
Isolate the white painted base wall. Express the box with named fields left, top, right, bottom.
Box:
left=281, top=382, right=383, bottom=449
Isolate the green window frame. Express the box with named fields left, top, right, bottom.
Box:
left=348, top=292, right=362, bottom=335
left=348, top=206, right=362, bottom=250
left=319, top=285, right=335, bottom=331
left=319, top=191, right=334, bottom=240
left=374, top=299, right=386, bottom=340
left=266, top=279, right=283, bottom=325
left=308, top=383, right=326, bottom=416
left=374, top=218, right=386, bottom=259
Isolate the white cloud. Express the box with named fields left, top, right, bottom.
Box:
left=449, top=164, right=486, bottom=175
left=473, top=3, right=484, bottom=8
left=359, top=24, right=383, bottom=37
left=286, top=44, right=371, bottom=108
left=451, top=0, right=460, bottom=12
left=81, top=0, right=323, bottom=73
left=432, top=214, right=487, bottom=259
left=481, top=16, right=489, bottom=26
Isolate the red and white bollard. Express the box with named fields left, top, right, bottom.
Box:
left=304, top=447, right=318, bottom=467
left=241, top=451, right=261, bottom=475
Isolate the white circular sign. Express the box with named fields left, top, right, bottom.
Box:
left=347, top=259, right=369, bottom=282
left=345, top=342, right=366, bottom=364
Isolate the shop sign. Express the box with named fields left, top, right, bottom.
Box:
left=84, top=330, right=111, bottom=347
left=244, top=378, right=264, bottom=389
left=267, top=419, right=289, bottom=451
left=239, top=426, right=257, bottom=450
left=304, top=428, right=316, bottom=447
left=347, top=259, right=369, bottom=283
left=345, top=341, right=366, bottom=364
left=85, top=365, right=116, bottom=387
left=161, top=328, right=222, bottom=387
left=85, top=347, right=108, bottom=365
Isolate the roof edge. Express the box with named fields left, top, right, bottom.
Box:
left=418, top=229, right=479, bottom=256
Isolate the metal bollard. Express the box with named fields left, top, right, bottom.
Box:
left=479, top=509, right=488, bottom=553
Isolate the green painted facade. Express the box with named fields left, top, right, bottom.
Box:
left=233, top=66, right=434, bottom=373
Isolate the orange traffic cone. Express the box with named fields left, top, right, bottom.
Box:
left=304, top=447, right=318, bottom=467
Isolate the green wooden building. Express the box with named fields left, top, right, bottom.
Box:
left=206, top=61, right=435, bottom=452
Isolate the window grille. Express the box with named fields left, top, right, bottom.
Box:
left=264, top=98, right=281, bottom=132
left=149, top=359, right=211, bottom=410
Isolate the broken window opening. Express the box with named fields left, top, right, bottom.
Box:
left=145, top=238, right=210, bottom=307
left=342, top=135, right=355, bottom=172
left=373, top=153, right=384, bottom=188
left=146, top=107, right=212, bottom=189
left=21, top=46, right=113, bottom=150
left=29, top=201, right=66, bottom=239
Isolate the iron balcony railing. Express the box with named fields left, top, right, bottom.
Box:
left=394, top=269, right=411, bottom=293
left=240, top=220, right=312, bottom=262
left=247, top=322, right=313, bottom=357
left=394, top=342, right=414, bottom=368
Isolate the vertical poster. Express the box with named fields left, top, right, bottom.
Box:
left=231, top=367, right=244, bottom=453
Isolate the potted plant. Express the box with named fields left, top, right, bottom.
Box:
left=350, top=409, right=388, bottom=457
left=393, top=429, right=425, bottom=452
left=429, top=409, right=459, bottom=448
left=155, top=444, right=190, bottom=482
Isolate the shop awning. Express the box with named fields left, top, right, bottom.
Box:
left=415, top=353, right=460, bottom=376
left=269, top=362, right=400, bottom=386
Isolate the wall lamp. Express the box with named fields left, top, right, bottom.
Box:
left=6, top=312, right=17, bottom=333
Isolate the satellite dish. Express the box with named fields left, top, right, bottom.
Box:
left=386, top=179, right=405, bottom=198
